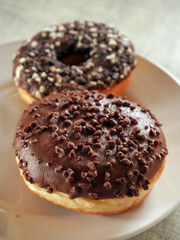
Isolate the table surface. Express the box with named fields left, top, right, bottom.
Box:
left=0, top=0, right=180, bottom=239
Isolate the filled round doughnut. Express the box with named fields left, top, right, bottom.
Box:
left=13, top=21, right=136, bottom=105
left=13, top=90, right=168, bottom=215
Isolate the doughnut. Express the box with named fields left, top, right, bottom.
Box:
left=13, top=90, right=168, bottom=215
left=13, top=21, right=136, bottom=105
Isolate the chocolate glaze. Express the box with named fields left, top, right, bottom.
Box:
left=13, top=21, right=136, bottom=100
left=13, top=90, right=168, bottom=199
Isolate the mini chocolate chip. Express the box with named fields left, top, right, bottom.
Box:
left=106, top=93, right=114, bottom=99
left=94, top=142, right=102, bottom=148
left=108, top=118, right=117, bottom=126
left=120, top=158, right=132, bottom=166
left=116, top=138, right=121, bottom=145
left=115, top=100, right=122, bottom=106
left=116, top=125, right=123, bottom=132
left=78, top=183, right=91, bottom=189
left=87, top=162, right=96, bottom=170
left=116, top=151, right=125, bottom=159
left=68, top=149, right=76, bottom=158
left=55, top=146, right=64, bottom=155
left=110, top=128, right=117, bottom=135
left=60, top=101, right=69, bottom=109
left=104, top=162, right=112, bottom=169
left=81, top=172, right=88, bottom=179
left=105, top=171, right=111, bottom=180
left=147, top=145, right=154, bottom=153
left=74, top=131, right=81, bottom=139
left=94, top=130, right=102, bottom=136
left=68, top=141, right=75, bottom=149
left=130, top=118, right=138, bottom=125
left=64, top=119, right=72, bottom=127
left=74, top=119, right=86, bottom=126
left=127, top=171, right=134, bottom=179
left=107, top=140, right=116, bottom=149
left=130, top=105, right=136, bottom=110
left=106, top=149, right=112, bottom=156
left=54, top=165, right=63, bottom=173
left=104, top=181, right=112, bottom=189
left=86, top=124, right=95, bottom=133
left=141, top=165, right=149, bottom=174
left=116, top=177, right=126, bottom=184
left=100, top=117, right=108, bottom=124
left=88, top=192, right=98, bottom=199
left=149, top=128, right=156, bottom=137
left=133, top=169, right=140, bottom=176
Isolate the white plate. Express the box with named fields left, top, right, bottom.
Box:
left=0, top=41, right=180, bottom=240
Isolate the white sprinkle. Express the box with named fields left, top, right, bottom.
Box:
left=41, top=72, right=47, bottom=78
left=72, top=66, right=83, bottom=74
left=32, top=66, right=37, bottom=72
left=35, top=77, right=41, bottom=84
left=35, top=91, right=41, bottom=99
left=127, top=47, right=132, bottom=53
left=14, top=65, right=23, bottom=86
left=56, top=74, right=62, bottom=83
left=70, top=80, right=78, bottom=86
left=107, top=33, right=116, bottom=38
left=120, top=74, right=124, bottom=79
left=90, top=81, right=97, bottom=86
left=69, top=30, right=77, bottom=35
left=89, top=27, right=97, bottom=32
left=56, top=68, right=62, bottom=73
left=39, top=85, right=45, bottom=93
left=25, top=69, right=30, bottom=73
left=84, top=34, right=92, bottom=41
left=42, top=32, right=47, bottom=37
left=58, top=25, right=66, bottom=31
left=97, top=66, right=103, bottom=72
left=50, top=32, right=57, bottom=39
left=31, top=41, right=38, bottom=48
left=32, top=73, right=39, bottom=79
left=50, top=66, right=56, bottom=72
left=90, top=49, right=97, bottom=56
left=50, top=44, right=54, bottom=49
left=48, top=77, right=54, bottom=82
left=91, top=32, right=98, bottom=38
left=27, top=78, right=32, bottom=84
left=77, top=41, right=82, bottom=48
left=19, top=57, right=26, bottom=63
left=109, top=39, right=117, bottom=45
left=55, top=82, right=61, bottom=87
left=106, top=53, right=116, bottom=60
left=56, top=32, right=64, bottom=38
left=88, top=22, right=94, bottom=27
left=44, top=49, right=50, bottom=53
left=85, top=61, right=94, bottom=69
left=99, top=43, right=106, bottom=48
left=29, top=52, right=35, bottom=57
left=55, top=41, right=61, bottom=46
left=134, top=59, right=137, bottom=65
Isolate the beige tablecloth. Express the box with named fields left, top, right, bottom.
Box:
left=0, top=0, right=179, bottom=239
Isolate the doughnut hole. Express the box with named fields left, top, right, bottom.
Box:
left=56, top=45, right=91, bottom=66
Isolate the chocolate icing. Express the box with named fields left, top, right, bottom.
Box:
left=13, top=21, right=136, bottom=100
left=13, top=90, right=168, bottom=199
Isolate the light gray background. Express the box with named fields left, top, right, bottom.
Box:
left=0, top=0, right=179, bottom=239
